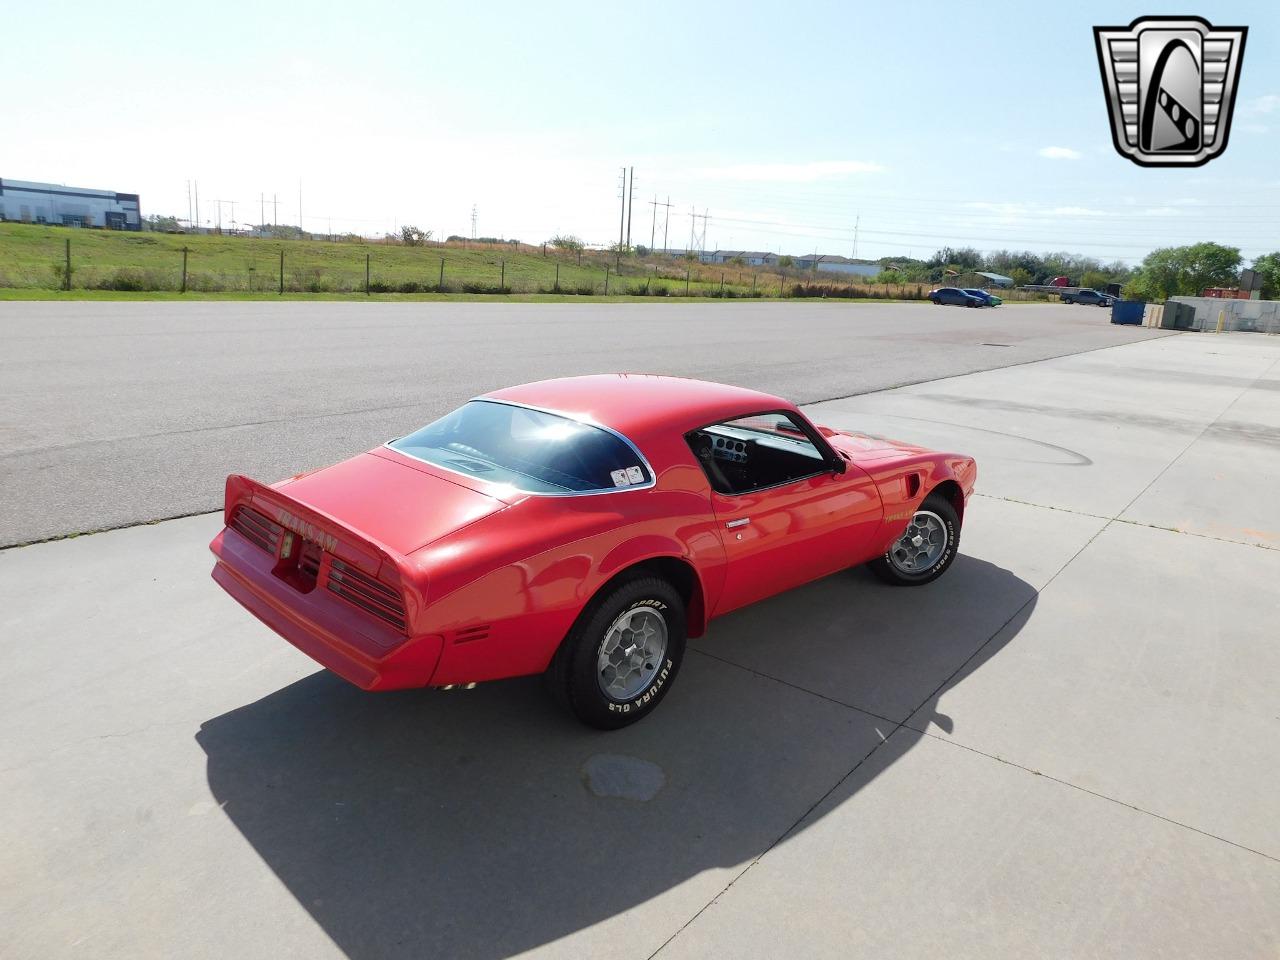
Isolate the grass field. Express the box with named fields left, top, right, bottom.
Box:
left=0, top=224, right=784, bottom=297
left=0, top=222, right=1047, bottom=303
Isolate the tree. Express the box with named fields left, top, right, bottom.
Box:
left=550, top=234, right=584, bottom=251
left=1008, top=267, right=1033, bottom=288
left=1250, top=252, right=1280, bottom=299
left=144, top=214, right=182, bottom=232
left=778, top=255, right=794, bottom=269
left=399, top=225, right=432, bottom=246
left=927, top=246, right=981, bottom=270
left=1129, top=242, right=1242, bottom=300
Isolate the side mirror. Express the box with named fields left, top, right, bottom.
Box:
left=831, top=457, right=847, bottom=474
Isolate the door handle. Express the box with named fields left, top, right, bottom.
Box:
left=726, top=517, right=751, bottom=529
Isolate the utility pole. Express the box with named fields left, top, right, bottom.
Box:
left=193, top=181, right=200, bottom=231
left=471, top=204, right=478, bottom=240
left=617, top=167, right=626, bottom=253
left=662, top=196, right=671, bottom=255
left=187, top=180, right=193, bottom=230
left=214, top=198, right=222, bottom=231
left=625, top=166, right=635, bottom=251
left=648, top=194, right=658, bottom=252
left=260, top=193, right=265, bottom=231
left=273, top=193, right=278, bottom=226
left=689, top=209, right=710, bottom=255
left=851, top=214, right=860, bottom=259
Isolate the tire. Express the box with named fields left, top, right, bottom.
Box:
left=868, top=492, right=960, bottom=586
left=546, top=576, right=686, bottom=729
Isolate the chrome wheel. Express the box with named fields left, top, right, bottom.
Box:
left=889, top=509, right=947, bottom=575
left=597, top=607, right=668, bottom=702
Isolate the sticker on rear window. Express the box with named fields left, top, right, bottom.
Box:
left=625, top=466, right=644, bottom=484
left=610, top=469, right=631, bottom=487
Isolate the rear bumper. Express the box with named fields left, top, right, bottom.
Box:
left=210, top=529, right=443, bottom=691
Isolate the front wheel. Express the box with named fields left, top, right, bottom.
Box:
left=546, top=576, right=687, bottom=729
left=869, top=493, right=960, bottom=586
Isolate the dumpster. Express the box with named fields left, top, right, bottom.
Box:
left=1110, top=300, right=1145, bottom=325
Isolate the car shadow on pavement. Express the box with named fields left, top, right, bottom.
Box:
left=197, top=555, right=1034, bottom=960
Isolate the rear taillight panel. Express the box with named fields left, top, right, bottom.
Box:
left=226, top=505, right=407, bottom=633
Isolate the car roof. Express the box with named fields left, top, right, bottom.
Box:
left=482, top=374, right=791, bottom=440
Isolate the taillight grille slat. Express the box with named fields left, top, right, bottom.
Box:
left=327, top=559, right=406, bottom=632
left=230, top=506, right=282, bottom=554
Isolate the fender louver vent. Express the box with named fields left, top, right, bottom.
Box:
left=451, top=625, right=491, bottom=644
left=327, top=558, right=406, bottom=632
left=230, top=506, right=283, bottom=554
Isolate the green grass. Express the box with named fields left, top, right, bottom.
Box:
left=0, top=223, right=760, bottom=297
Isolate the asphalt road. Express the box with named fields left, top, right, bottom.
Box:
left=0, top=300, right=1168, bottom=546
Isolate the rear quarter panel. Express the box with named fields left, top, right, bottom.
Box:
left=414, top=449, right=724, bottom=685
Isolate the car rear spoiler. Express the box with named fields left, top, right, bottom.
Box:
left=223, top=474, right=426, bottom=623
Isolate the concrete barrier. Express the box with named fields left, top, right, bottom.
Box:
left=1167, top=297, right=1280, bottom=334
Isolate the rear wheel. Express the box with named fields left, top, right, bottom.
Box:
left=546, top=576, right=686, bottom=729
left=869, top=493, right=960, bottom=586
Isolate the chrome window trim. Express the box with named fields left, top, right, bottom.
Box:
left=384, top=397, right=658, bottom=498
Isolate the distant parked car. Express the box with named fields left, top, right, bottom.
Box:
left=962, top=288, right=1002, bottom=306
left=928, top=287, right=986, bottom=307
left=1061, top=288, right=1114, bottom=306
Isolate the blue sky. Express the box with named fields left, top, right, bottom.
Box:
left=3, top=0, right=1277, bottom=263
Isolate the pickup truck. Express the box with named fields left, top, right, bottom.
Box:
left=1061, top=288, right=1114, bottom=306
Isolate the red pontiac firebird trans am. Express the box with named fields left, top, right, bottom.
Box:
left=210, top=375, right=976, bottom=728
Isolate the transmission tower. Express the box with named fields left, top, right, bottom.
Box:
left=471, top=204, right=477, bottom=240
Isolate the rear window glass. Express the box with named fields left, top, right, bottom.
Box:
left=389, top=400, right=652, bottom=494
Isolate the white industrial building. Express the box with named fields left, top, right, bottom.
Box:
left=0, top=179, right=142, bottom=230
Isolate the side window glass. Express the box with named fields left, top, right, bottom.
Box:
left=686, top=412, right=828, bottom=495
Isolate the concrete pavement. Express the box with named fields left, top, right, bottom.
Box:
left=2, top=331, right=1277, bottom=959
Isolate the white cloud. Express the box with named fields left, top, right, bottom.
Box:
left=691, top=160, right=885, bottom=182
left=1240, top=94, right=1280, bottom=116
left=1049, top=206, right=1107, bottom=216
left=1038, top=146, right=1083, bottom=160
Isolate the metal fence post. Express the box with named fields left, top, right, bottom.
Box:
left=279, top=249, right=284, bottom=294
left=180, top=247, right=188, bottom=294
left=500, top=260, right=505, bottom=290
left=64, top=238, right=71, bottom=290
left=439, top=257, right=445, bottom=290
left=604, top=267, right=609, bottom=295
left=685, top=268, right=690, bottom=296
left=365, top=253, right=371, bottom=296
left=554, top=262, right=560, bottom=293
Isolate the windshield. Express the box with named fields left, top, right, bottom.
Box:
left=388, top=400, right=652, bottom=494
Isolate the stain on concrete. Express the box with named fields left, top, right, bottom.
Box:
left=581, top=753, right=666, bottom=801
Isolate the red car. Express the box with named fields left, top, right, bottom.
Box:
left=210, top=375, right=976, bottom=728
